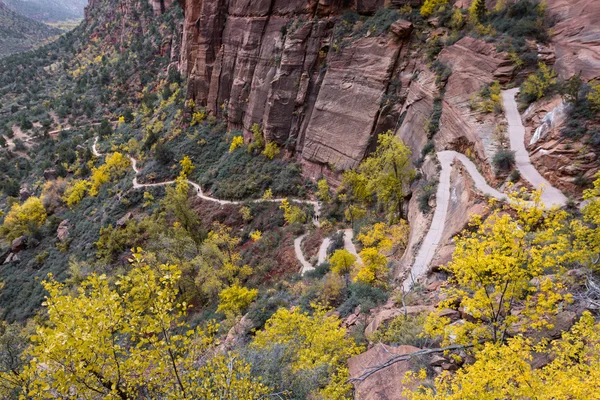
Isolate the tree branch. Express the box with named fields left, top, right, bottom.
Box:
left=348, top=343, right=476, bottom=385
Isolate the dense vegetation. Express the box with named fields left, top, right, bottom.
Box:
left=0, top=0, right=599, bottom=398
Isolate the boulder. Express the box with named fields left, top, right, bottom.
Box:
left=390, top=20, right=413, bottom=39
left=348, top=344, right=421, bottom=399
left=116, top=212, right=133, bottom=228
left=56, top=220, right=70, bottom=241
left=535, top=311, right=578, bottom=340
left=19, top=186, right=33, bottom=201
left=3, top=253, right=19, bottom=264
left=3, top=253, right=14, bottom=265
left=11, top=236, right=27, bottom=253
left=435, top=308, right=459, bottom=323
left=428, top=354, right=447, bottom=367
left=43, top=169, right=57, bottom=180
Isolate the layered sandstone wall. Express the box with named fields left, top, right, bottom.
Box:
left=177, top=0, right=421, bottom=173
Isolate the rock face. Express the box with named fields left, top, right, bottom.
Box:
left=437, top=36, right=514, bottom=178
left=11, top=236, right=27, bottom=253
left=523, top=96, right=599, bottom=194
left=348, top=344, right=421, bottom=399
left=546, top=0, right=600, bottom=81
left=178, top=0, right=416, bottom=171
left=56, top=220, right=70, bottom=241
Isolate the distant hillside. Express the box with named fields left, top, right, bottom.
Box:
left=0, top=1, right=61, bottom=57
left=2, top=0, right=86, bottom=22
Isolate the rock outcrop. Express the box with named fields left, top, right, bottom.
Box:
left=178, top=1, right=417, bottom=171
left=546, top=0, right=600, bottom=81
left=523, top=96, right=599, bottom=194
left=348, top=344, right=421, bottom=399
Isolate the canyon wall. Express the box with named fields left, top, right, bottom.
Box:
left=177, top=0, right=420, bottom=174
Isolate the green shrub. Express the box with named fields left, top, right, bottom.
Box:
left=418, top=180, right=438, bottom=214
left=338, top=282, right=388, bottom=317
left=493, top=148, right=516, bottom=172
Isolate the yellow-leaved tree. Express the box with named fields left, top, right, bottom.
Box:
left=252, top=307, right=363, bottom=399
left=420, top=0, right=448, bottom=17
left=1, top=197, right=47, bottom=241
left=217, top=283, right=258, bottom=318
left=353, top=222, right=409, bottom=288
left=425, top=190, right=573, bottom=346
left=521, top=62, right=557, bottom=101
left=19, top=250, right=270, bottom=399
left=195, top=223, right=253, bottom=304
left=343, top=131, right=414, bottom=222
left=89, top=152, right=130, bottom=196
left=406, top=312, right=600, bottom=399
left=280, top=198, right=307, bottom=224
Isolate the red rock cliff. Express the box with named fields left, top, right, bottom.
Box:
left=177, top=0, right=419, bottom=173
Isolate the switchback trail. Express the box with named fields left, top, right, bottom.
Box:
left=93, top=137, right=362, bottom=275
left=502, top=88, right=568, bottom=207
left=404, top=90, right=568, bottom=290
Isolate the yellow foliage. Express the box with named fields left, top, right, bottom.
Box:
left=252, top=307, right=362, bottom=398
left=229, top=136, right=245, bottom=153
left=248, top=123, right=265, bottom=154
left=262, top=142, right=280, bottom=159
left=470, top=81, right=503, bottom=114
left=21, top=251, right=269, bottom=398
left=357, top=221, right=409, bottom=254
left=190, top=110, right=206, bottom=126
left=354, top=247, right=389, bottom=288
left=330, top=249, right=356, bottom=276
left=407, top=312, right=600, bottom=399
left=280, top=198, right=307, bottom=224
left=317, top=179, right=331, bottom=202
left=522, top=62, right=557, bottom=100
left=240, top=206, right=253, bottom=222
left=420, top=0, right=448, bottom=17
left=425, top=193, right=573, bottom=346
left=262, top=188, right=273, bottom=200
left=217, top=284, right=258, bottom=317
left=63, top=179, right=91, bottom=208
left=343, top=131, right=414, bottom=222
left=179, top=155, right=194, bottom=178
left=89, top=152, right=130, bottom=196
left=1, top=197, right=47, bottom=241
left=249, top=230, right=262, bottom=241
left=587, top=81, right=600, bottom=112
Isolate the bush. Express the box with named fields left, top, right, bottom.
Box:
left=493, top=148, right=516, bottom=172
left=369, top=313, right=432, bottom=348
left=488, top=0, right=551, bottom=42
left=509, top=169, right=521, bottom=183
left=356, top=8, right=401, bottom=37
left=418, top=180, right=438, bottom=214
left=520, top=62, right=557, bottom=104
left=338, top=282, right=388, bottom=317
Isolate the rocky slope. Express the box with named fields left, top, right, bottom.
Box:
left=0, top=0, right=61, bottom=57
left=3, top=0, right=87, bottom=22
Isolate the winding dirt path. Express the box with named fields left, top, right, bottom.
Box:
left=404, top=90, right=568, bottom=290
left=94, top=137, right=365, bottom=275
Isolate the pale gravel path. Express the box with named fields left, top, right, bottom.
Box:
left=95, top=136, right=335, bottom=275
left=404, top=91, right=569, bottom=290
left=403, top=151, right=508, bottom=290
left=502, top=88, right=568, bottom=207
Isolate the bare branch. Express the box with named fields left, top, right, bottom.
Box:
left=348, top=343, right=476, bottom=384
